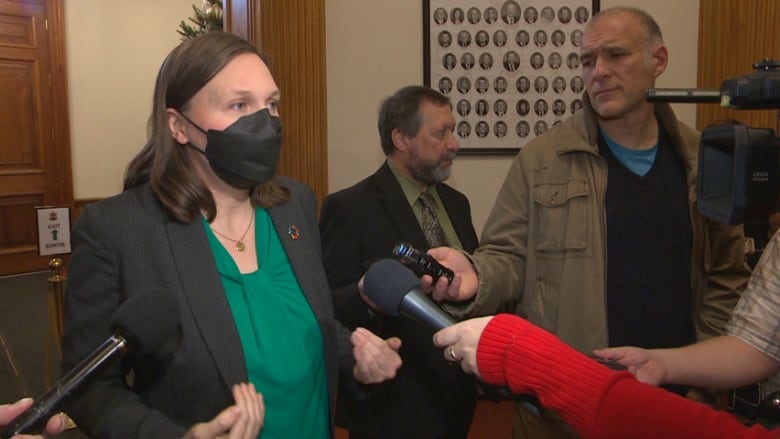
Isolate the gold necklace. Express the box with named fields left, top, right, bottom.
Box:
left=211, top=211, right=254, bottom=252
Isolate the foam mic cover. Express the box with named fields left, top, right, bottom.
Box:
left=110, top=289, right=180, bottom=351
left=363, top=259, right=455, bottom=330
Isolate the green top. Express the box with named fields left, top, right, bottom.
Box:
left=387, top=159, right=464, bottom=249
left=203, top=208, right=330, bottom=439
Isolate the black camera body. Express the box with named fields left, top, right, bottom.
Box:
left=697, top=124, right=780, bottom=224
left=391, top=242, right=454, bottom=284
left=719, top=59, right=780, bottom=110
left=648, top=59, right=780, bottom=225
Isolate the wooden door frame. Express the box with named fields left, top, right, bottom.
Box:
left=0, top=0, right=73, bottom=275
left=47, top=0, right=74, bottom=206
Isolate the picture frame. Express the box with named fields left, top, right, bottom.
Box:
left=424, top=0, right=600, bottom=155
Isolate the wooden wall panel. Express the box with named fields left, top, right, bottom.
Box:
left=223, top=0, right=254, bottom=42
left=225, top=0, right=329, bottom=204
left=697, top=0, right=780, bottom=131
left=257, top=0, right=328, bottom=203
left=0, top=60, right=40, bottom=168
left=0, top=194, right=42, bottom=250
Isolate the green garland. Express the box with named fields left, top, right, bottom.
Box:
left=177, top=1, right=223, bottom=41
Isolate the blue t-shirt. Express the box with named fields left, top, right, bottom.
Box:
left=601, top=129, right=658, bottom=176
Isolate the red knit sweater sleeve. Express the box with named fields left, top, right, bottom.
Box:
left=476, top=314, right=778, bottom=439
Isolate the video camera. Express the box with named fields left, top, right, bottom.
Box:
left=647, top=59, right=780, bottom=225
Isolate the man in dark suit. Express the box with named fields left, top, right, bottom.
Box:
left=320, top=86, right=479, bottom=439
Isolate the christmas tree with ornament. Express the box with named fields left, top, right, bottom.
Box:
left=177, top=0, right=223, bottom=41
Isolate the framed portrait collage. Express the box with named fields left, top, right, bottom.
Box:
left=424, top=0, right=600, bottom=155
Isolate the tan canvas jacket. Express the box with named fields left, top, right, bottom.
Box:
left=450, top=96, right=751, bottom=354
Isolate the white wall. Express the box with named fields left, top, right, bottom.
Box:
left=65, top=0, right=193, bottom=198
left=326, top=0, right=700, bottom=234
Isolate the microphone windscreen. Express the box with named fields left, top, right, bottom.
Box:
left=109, top=289, right=179, bottom=352
left=363, top=259, right=421, bottom=316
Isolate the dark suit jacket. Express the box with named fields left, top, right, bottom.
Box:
left=61, top=179, right=351, bottom=439
left=319, top=162, right=479, bottom=439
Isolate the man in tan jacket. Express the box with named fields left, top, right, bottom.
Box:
left=428, top=7, right=751, bottom=438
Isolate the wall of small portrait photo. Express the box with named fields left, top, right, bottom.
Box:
left=426, top=0, right=599, bottom=153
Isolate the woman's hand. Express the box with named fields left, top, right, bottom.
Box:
left=183, top=383, right=264, bottom=439
left=433, top=316, right=494, bottom=378
left=351, top=327, right=402, bottom=384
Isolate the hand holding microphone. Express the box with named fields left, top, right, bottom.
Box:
left=391, top=242, right=454, bottom=284
left=419, top=247, right=479, bottom=303
left=432, top=316, right=495, bottom=375
left=362, top=260, right=522, bottom=402
left=0, top=289, right=180, bottom=439
left=0, top=399, right=67, bottom=439
left=362, top=260, right=490, bottom=383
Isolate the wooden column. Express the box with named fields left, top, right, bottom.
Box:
left=224, top=0, right=329, bottom=204
left=697, top=0, right=780, bottom=131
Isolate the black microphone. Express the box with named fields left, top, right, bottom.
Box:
left=0, top=289, right=179, bottom=438
left=363, top=259, right=455, bottom=330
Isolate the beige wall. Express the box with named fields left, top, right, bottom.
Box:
left=326, top=0, right=700, bottom=234
left=65, top=0, right=700, bottom=235
left=65, top=0, right=193, bottom=198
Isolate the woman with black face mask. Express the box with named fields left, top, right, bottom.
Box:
left=60, top=32, right=401, bottom=439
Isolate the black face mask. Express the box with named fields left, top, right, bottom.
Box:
left=181, top=109, right=283, bottom=189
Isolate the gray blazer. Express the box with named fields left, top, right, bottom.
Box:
left=61, top=178, right=351, bottom=438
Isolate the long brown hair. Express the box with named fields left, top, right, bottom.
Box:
left=124, top=32, right=289, bottom=223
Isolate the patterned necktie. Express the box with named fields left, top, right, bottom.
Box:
left=418, top=192, right=446, bottom=247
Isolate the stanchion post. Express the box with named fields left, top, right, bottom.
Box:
left=45, top=258, right=66, bottom=387
left=45, top=258, right=77, bottom=430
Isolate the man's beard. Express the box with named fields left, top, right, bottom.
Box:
left=409, top=149, right=456, bottom=186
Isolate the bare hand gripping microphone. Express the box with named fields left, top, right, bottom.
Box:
left=0, top=289, right=180, bottom=438
left=362, top=260, right=626, bottom=373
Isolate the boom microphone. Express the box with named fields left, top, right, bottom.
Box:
left=363, top=259, right=455, bottom=330
left=0, top=289, right=179, bottom=438
left=646, top=88, right=722, bottom=103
